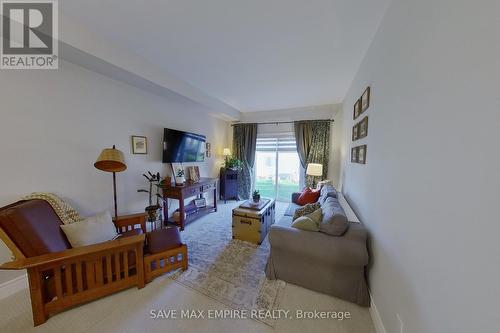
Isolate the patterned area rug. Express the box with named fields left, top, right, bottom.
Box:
left=170, top=202, right=286, bottom=327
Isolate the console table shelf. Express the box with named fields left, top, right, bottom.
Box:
left=161, top=177, right=218, bottom=230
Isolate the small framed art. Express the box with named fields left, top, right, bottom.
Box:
left=352, top=123, right=359, bottom=141
left=194, top=198, right=206, bottom=208
left=357, top=145, right=367, bottom=164
left=361, top=87, right=370, bottom=113
left=131, top=136, right=147, bottom=154
left=353, top=99, right=362, bottom=120
left=187, top=166, right=200, bottom=183
left=358, top=116, right=368, bottom=139
left=351, top=147, right=358, bottom=163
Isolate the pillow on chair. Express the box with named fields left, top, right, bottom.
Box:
left=60, top=211, right=118, bottom=248
left=296, top=187, right=320, bottom=206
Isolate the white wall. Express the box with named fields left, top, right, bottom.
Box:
left=236, top=104, right=343, bottom=187
left=0, top=60, right=229, bottom=284
left=339, top=1, right=500, bottom=332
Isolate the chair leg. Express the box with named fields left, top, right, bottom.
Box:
left=182, top=245, right=188, bottom=271
left=27, top=268, right=47, bottom=326
left=135, top=244, right=145, bottom=289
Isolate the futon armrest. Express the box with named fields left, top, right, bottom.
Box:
left=114, top=212, right=147, bottom=234
left=0, top=234, right=145, bottom=270
left=291, top=192, right=302, bottom=204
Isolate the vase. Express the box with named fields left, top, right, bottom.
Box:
left=252, top=195, right=260, bottom=203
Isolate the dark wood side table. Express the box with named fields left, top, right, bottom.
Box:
left=220, top=168, right=239, bottom=203
left=162, top=177, right=218, bottom=231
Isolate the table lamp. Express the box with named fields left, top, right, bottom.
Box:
left=223, top=148, right=231, bottom=165
left=306, top=163, right=323, bottom=189
left=94, top=145, right=127, bottom=221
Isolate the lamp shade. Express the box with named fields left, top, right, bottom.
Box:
left=223, top=148, right=231, bottom=156
left=94, top=146, right=127, bottom=172
left=306, top=163, right=323, bottom=177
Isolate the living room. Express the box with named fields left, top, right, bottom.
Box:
left=0, top=1, right=498, bottom=333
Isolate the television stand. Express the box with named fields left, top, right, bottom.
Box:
left=161, top=177, right=218, bottom=230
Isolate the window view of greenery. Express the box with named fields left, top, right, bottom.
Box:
left=254, top=143, right=301, bottom=202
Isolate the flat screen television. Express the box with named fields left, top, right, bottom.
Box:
left=162, top=128, right=206, bottom=163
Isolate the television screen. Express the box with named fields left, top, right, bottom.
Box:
left=162, top=128, right=206, bottom=163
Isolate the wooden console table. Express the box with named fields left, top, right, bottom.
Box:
left=162, top=177, right=218, bottom=230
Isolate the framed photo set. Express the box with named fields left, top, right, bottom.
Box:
left=353, top=99, right=362, bottom=120
left=361, top=87, right=370, bottom=113
left=358, top=116, right=368, bottom=139
left=131, top=136, right=147, bottom=154
left=352, top=123, right=359, bottom=141
left=351, top=147, right=358, bottom=163
left=357, top=145, right=367, bottom=164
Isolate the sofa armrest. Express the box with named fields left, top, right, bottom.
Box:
left=268, top=223, right=369, bottom=266
left=291, top=192, right=302, bottom=204
left=114, top=212, right=147, bottom=234
left=0, top=234, right=145, bottom=270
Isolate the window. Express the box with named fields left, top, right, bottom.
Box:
left=254, top=136, right=302, bottom=202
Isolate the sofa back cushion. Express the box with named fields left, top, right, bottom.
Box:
left=0, top=200, right=71, bottom=257
left=319, top=197, right=349, bottom=236
left=319, top=185, right=338, bottom=205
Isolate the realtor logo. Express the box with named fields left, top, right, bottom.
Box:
left=1, top=0, right=58, bottom=69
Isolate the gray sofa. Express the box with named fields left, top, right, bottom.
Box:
left=265, top=185, right=370, bottom=306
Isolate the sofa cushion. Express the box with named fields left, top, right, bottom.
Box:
left=291, top=216, right=319, bottom=231
left=146, top=227, right=182, bottom=254
left=293, top=202, right=321, bottom=221
left=319, top=197, right=349, bottom=236
left=284, top=202, right=301, bottom=216
left=60, top=211, right=118, bottom=248
left=296, top=187, right=320, bottom=206
left=0, top=200, right=71, bottom=257
left=319, top=185, right=338, bottom=205
left=291, top=208, right=323, bottom=231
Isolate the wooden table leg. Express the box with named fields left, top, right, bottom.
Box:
left=213, top=187, right=217, bottom=212
left=179, top=198, right=185, bottom=231
left=163, top=198, right=168, bottom=228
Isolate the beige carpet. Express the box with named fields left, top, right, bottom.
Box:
left=0, top=201, right=376, bottom=333
left=170, top=201, right=285, bottom=327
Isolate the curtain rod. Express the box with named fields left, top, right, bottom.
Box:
left=230, top=119, right=334, bottom=126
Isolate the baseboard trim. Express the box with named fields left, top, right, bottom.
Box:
left=0, top=274, right=28, bottom=299
left=369, top=292, right=387, bottom=333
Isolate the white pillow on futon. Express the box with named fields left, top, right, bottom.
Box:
left=60, top=211, right=118, bottom=248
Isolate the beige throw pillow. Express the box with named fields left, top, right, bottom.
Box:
left=291, top=208, right=323, bottom=231
left=293, top=202, right=321, bottom=221
left=60, top=211, right=118, bottom=248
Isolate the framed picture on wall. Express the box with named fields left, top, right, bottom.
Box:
left=353, top=99, right=362, bottom=120
left=357, top=145, right=367, bottom=164
left=131, top=136, right=147, bottom=154
left=352, top=123, right=359, bottom=141
left=351, top=147, right=358, bottom=163
left=358, top=116, right=369, bottom=139
left=361, top=87, right=371, bottom=113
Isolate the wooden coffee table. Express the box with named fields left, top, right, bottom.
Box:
left=232, top=198, right=276, bottom=245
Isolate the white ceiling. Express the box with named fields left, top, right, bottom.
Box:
left=61, top=0, right=390, bottom=112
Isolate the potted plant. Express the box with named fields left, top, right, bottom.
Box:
left=225, top=156, right=242, bottom=170
left=252, top=190, right=261, bottom=203
left=175, top=169, right=185, bottom=185
left=137, top=172, right=163, bottom=223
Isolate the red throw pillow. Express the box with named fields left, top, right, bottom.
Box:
left=296, top=187, right=320, bottom=206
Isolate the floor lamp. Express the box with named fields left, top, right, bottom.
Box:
left=94, top=145, right=127, bottom=221
left=306, top=163, right=323, bottom=189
